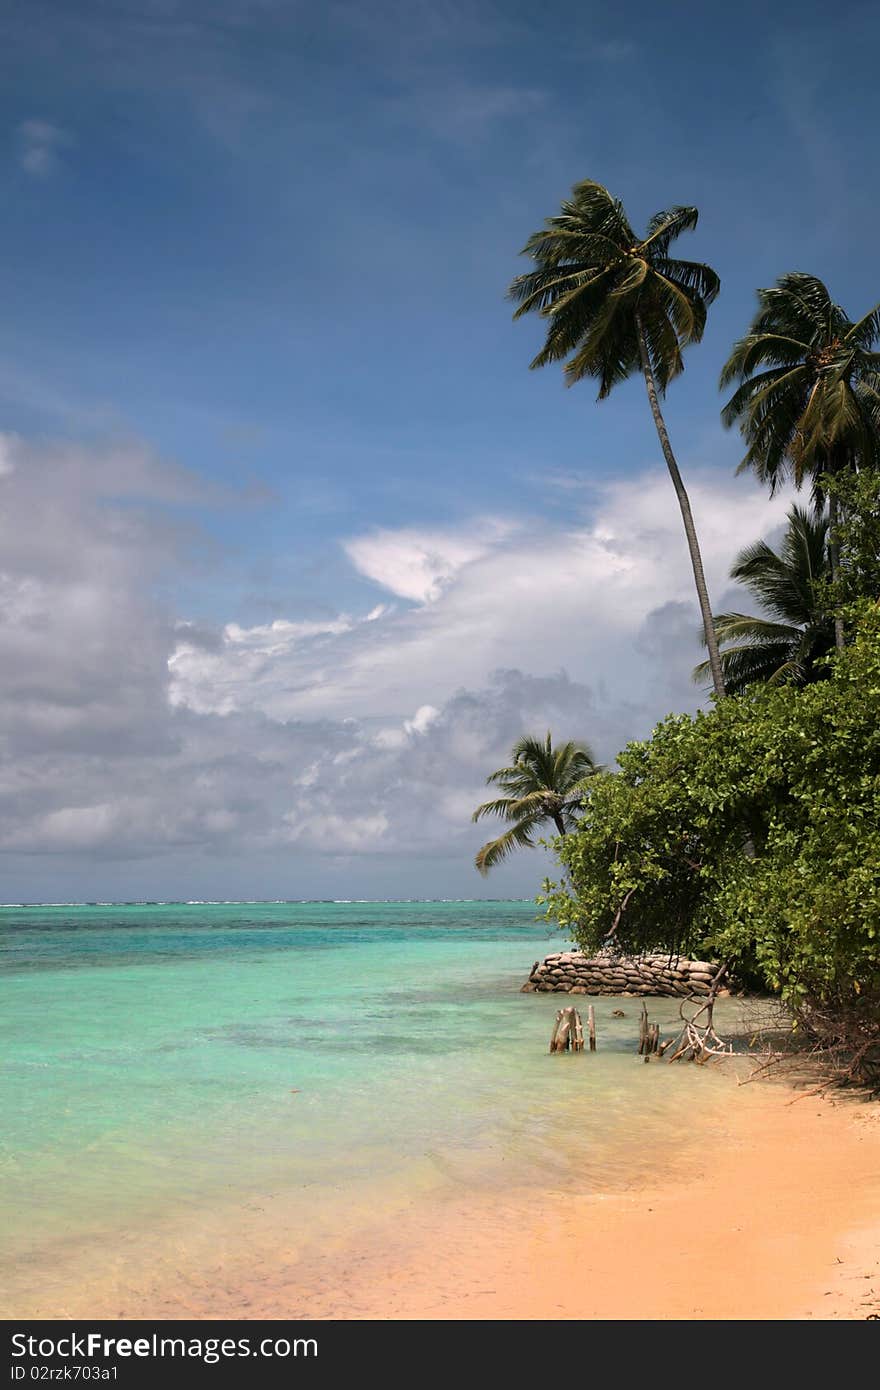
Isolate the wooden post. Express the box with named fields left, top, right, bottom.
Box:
left=550, top=1006, right=584, bottom=1054
left=638, top=1004, right=663, bottom=1057
left=588, top=1004, right=596, bottom=1053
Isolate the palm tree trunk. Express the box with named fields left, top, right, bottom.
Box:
left=636, top=316, right=726, bottom=700
left=552, top=812, right=567, bottom=837
left=827, top=491, right=845, bottom=651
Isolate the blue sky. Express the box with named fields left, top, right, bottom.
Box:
left=0, top=0, right=876, bottom=900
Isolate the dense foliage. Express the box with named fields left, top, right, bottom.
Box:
left=497, top=179, right=880, bottom=1071
left=824, top=469, right=880, bottom=608
left=543, top=605, right=880, bottom=1019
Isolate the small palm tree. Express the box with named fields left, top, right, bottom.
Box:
left=509, top=179, right=726, bottom=697
left=720, top=272, right=880, bottom=649
left=472, top=732, right=598, bottom=875
left=693, top=506, right=833, bottom=694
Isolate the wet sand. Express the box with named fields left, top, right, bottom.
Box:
left=231, top=1076, right=880, bottom=1321
left=22, top=1070, right=877, bottom=1323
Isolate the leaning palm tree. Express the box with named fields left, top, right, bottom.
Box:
left=472, top=732, right=598, bottom=875
left=693, top=505, right=834, bottom=694
left=509, top=179, right=726, bottom=697
left=720, top=272, right=880, bottom=649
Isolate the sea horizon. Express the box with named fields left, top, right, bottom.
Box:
left=1, top=896, right=533, bottom=908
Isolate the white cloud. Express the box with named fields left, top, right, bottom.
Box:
left=0, top=432, right=797, bottom=894
left=283, top=809, right=390, bottom=854
left=170, top=470, right=792, bottom=726
left=17, top=119, right=73, bottom=177
left=405, top=704, right=439, bottom=735
left=168, top=607, right=392, bottom=718
left=343, top=519, right=517, bottom=603
left=373, top=702, right=440, bottom=750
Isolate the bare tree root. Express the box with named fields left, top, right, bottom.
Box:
left=792, top=998, right=880, bottom=1091
left=734, top=995, right=880, bottom=1096
left=666, top=966, right=735, bottom=1065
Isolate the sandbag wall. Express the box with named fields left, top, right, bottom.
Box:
left=522, top=949, right=722, bottom=997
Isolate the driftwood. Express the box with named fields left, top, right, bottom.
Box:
left=550, top=1005, right=585, bottom=1054
left=637, top=1002, right=662, bottom=1058
left=542, top=972, right=736, bottom=1064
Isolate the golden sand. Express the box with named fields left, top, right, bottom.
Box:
left=10, top=1070, right=880, bottom=1322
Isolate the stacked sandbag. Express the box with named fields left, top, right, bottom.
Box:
left=520, top=949, right=721, bottom=997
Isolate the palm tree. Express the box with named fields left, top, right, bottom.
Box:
left=472, top=732, right=598, bottom=875
left=720, top=273, right=880, bottom=650
left=508, top=179, right=726, bottom=697
left=693, top=505, right=834, bottom=694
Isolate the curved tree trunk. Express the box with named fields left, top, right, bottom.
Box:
left=827, top=490, right=845, bottom=651
left=552, top=811, right=567, bottom=837
left=636, top=317, right=727, bottom=700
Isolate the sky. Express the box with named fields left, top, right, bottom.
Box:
left=0, top=0, right=876, bottom=901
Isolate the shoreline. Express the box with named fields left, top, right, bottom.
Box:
left=9, top=1066, right=879, bottom=1322
left=250, top=1073, right=880, bottom=1322
left=235, top=1073, right=880, bottom=1321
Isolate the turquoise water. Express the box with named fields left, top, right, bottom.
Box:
left=1, top=900, right=740, bottom=1315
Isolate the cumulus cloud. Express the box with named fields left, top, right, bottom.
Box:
left=170, top=469, right=791, bottom=726
left=16, top=119, right=73, bottom=176
left=167, top=606, right=390, bottom=719
left=343, top=520, right=517, bottom=603
left=276, top=667, right=616, bottom=864
left=0, top=431, right=796, bottom=896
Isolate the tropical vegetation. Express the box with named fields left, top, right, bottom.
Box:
left=508, top=180, right=727, bottom=696
left=476, top=179, right=880, bottom=1076
left=693, top=505, right=833, bottom=694
left=472, top=733, right=598, bottom=875
left=720, top=272, right=880, bottom=650
left=542, top=603, right=880, bottom=1076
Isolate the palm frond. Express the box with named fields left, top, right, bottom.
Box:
left=640, top=308, right=683, bottom=392
left=508, top=263, right=595, bottom=316
left=475, top=818, right=542, bottom=876
left=692, top=504, right=833, bottom=694
left=566, top=179, right=636, bottom=243
left=471, top=794, right=542, bottom=824
left=508, top=178, right=717, bottom=401
left=750, top=274, right=840, bottom=344
left=720, top=364, right=808, bottom=429
left=845, top=301, right=880, bottom=352
left=472, top=733, right=599, bottom=871
left=641, top=205, right=700, bottom=257
left=723, top=271, right=880, bottom=493
left=654, top=255, right=720, bottom=305
left=720, top=334, right=810, bottom=388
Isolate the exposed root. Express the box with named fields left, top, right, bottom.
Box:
left=666, top=983, right=734, bottom=1065
left=734, top=995, right=880, bottom=1095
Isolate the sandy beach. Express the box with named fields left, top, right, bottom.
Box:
left=26, top=1068, right=877, bottom=1324
left=225, top=1074, right=880, bottom=1322
left=6, top=905, right=879, bottom=1324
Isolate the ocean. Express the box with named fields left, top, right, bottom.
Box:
left=1, top=899, right=744, bottom=1317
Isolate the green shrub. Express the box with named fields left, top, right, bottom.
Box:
left=543, top=604, right=880, bottom=1020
